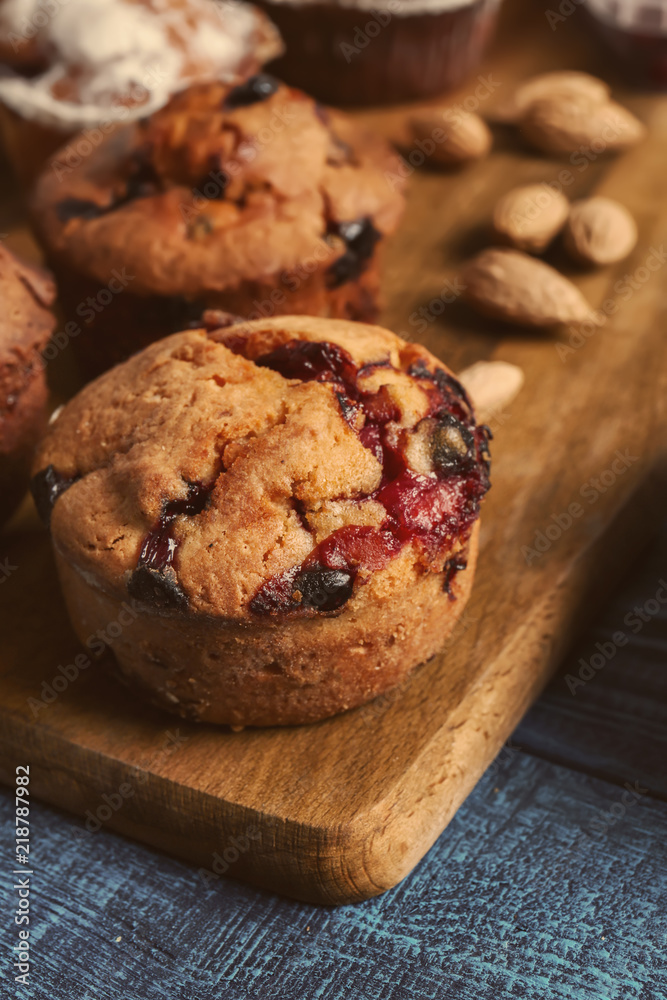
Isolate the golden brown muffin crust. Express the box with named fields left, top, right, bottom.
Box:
left=34, top=317, right=489, bottom=621
left=34, top=316, right=490, bottom=725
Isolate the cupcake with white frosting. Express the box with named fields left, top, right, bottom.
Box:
left=0, top=0, right=282, bottom=181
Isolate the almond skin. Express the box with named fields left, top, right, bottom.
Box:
left=491, top=71, right=610, bottom=124
left=564, top=197, right=638, bottom=265
left=461, top=248, right=599, bottom=327
left=458, top=360, right=524, bottom=420
left=493, top=184, right=570, bottom=253
left=409, top=109, right=492, bottom=165
left=520, top=96, right=645, bottom=156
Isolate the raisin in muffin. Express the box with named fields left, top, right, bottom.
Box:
left=31, top=316, right=490, bottom=727
left=29, top=78, right=406, bottom=377
left=1, top=244, right=55, bottom=527
left=0, top=0, right=282, bottom=183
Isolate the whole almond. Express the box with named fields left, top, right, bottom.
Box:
left=458, top=360, right=525, bottom=420
left=461, top=248, right=599, bottom=327
left=491, top=71, right=609, bottom=124
left=493, top=184, right=570, bottom=252
left=564, top=197, right=638, bottom=265
left=409, top=109, right=492, bottom=165
left=520, top=96, right=645, bottom=156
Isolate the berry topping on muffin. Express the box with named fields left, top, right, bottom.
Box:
left=32, top=316, right=489, bottom=726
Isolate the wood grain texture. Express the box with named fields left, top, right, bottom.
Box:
left=515, top=537, right=667, bottom=797
left=0, top=745, right=665, bottom=999
left=1, top=0, right=667, bottom=905
left=2, top=521, right=667, bottom=998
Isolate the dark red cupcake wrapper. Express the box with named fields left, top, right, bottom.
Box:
left=258, top=0, right=502, bottom=106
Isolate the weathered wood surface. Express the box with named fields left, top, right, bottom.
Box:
left=0, top=0, right=666, bottom=905
left=1, top=524, right=666, bottom=998
left=2, top=526, right=667, bottom=1000
left=515, top=537, right=667, bottom=798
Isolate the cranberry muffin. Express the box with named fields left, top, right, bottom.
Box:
left=0, top=0, right=282, bottom=183
left=31, top=316, right=490, bottom=727
left=30, top=78, right=405, bottom=377
left=1, top=244, right=55, bottom=526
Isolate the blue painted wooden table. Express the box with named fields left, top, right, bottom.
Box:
left=2, top=524, right=666, bottom=999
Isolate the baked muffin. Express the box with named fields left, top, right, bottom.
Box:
left=30, top=78, right=406, bottom=376
left=257, top=0, right=503, bottom=106
left=1, top=244, right=55, bottom=526
left=31, top=315, right=490, bottom=727
left=0, top=0, right=282, bottom=183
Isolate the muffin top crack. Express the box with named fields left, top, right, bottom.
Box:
left=32, top=316, right=490, bottom=620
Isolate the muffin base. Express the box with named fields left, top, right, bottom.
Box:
left=0, top=104, right=70, bottom=188
left=257, top=0, right=500, bottom=106
left=50, top=256, right=384, bottom=377
left=54, top=523, right=479, bottom=727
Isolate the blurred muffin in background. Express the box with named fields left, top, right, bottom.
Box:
left=256, top=0, right=502, bottom=106
left=0, top=0, right=283, bottom=183
left=0, top=243, right=55, bottom=527
left=583, top=0, right=667, bottom=89
left=30, top=77, right=406, bottom=376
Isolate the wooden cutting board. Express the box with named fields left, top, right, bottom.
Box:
left=1, top=1, right=666, bottom=905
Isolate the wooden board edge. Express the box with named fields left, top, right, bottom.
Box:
left=1, top=463, right=665, bottom=905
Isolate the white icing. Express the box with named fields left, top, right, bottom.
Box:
left=0, top=0, right=282, bottom=130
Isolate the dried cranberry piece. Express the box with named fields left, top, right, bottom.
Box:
left=335, top=391, right=360, bottom=427
left=56, top=158, right=158, bottom=223
left=30, top=465, right=79, bottom=526
left=256, top=339, right=358, bottom=387
left=248, top=567, right=299, bottom=615
left=326, top=218, right=381, bottom=288
left=250, top=564, right=354, bottom=615
left=431, top=412, right=476, bottom=476
left=359, top=424, right=383, bottom=465
left=193, top=157, right=228, bottom=201
left=249, top=526, right=401, bottom=616
left=443, top=556, right=467, bottom=598
left=317, top=525, right=401, bottom=571
left=431, top=368, right=472, bottom=408
left=478, top=424, right=492, bottom=473
left=248, top=340, right=491, bottom=615
left=378, top=471, right=471, bottom=540
left=223, top=74, right=279, bottom=110
left=127, top=565, right=187, bottom=610
left=360, top=385, right=399, bottom=425
left=123, top=153, right=160, bottom=202
left=129, top=481, right=214, bottom=610
left=56, top=198, right=106, bottom=222
left=407, top=361, right=473, bottom=422
left=294, top=567, right=355, bottom=611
